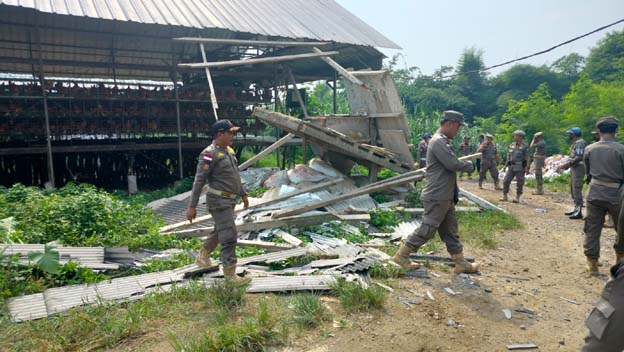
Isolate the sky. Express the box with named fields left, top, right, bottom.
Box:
left=337, top=0, right=624, bottom=76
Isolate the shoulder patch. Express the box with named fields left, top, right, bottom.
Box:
left=227, top=146, right=235, bottom=154
left=217, top=151, right=226, bottom=158
left=202, top=153, right=213, bottom=161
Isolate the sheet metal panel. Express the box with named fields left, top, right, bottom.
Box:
left=246, top=275, right=336, bottom=293
left=6, top=293, right=48, bottom=322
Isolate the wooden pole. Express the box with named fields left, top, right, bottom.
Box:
left=311, top=47, right=364, bottom=86
left=173, top=71, right=184, bottom=180
left=173, top=37, right=331, bottom=47
left=199, top=43, right=219, bottom=120
left=36, top=28, right=55, bottom=188
left=286, top=67, right=308, bottom=118
left=238, top=133, right=294, bottom=171
left=179, top=51, right=339, bottom=69
left=332, top=70, right=337, bottom=114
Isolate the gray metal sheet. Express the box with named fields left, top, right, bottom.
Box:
left=246, top=275, right=336, bottom=293
left=6, top=293, right=48, bottom=322
left=95, top=276, right=144, bottom=301
left=238, top=246, right=309, bottom=265
left=43, top=284, right=99, bottom=315
left=0, top=0, right=400, bottom=48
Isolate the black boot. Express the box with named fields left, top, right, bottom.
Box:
left=569, top=206, right=583, bottom=220
left=564, top=206, right=578, bottom=216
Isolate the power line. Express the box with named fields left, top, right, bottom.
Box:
left=440, top=18, right=624, bottom=79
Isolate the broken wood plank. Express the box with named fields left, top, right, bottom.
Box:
left=409, top=254, right=475, bottom=263
left=312, top=47, right=364, bottom=86
left=173, top=37, right=330, bottom=47
left=287, top=67, right=309, bottom=118
left=159, top=178, right=344, bottom=233
left=238, top=134, right=295, bottom=171
left=459, top=188, right=509, bottom=213
left=273, top=172, right=425, bottom=218
left=199, top=43, right=219, bottom=118
left=179, top=51, right=339, bottom=69
left=399, top=206, right=481, bottom=215
left=236, top=240, right=294, bottom=252
left=507, top=344, right=538, bottom=350
left=274, top=230, right=303, bottom=247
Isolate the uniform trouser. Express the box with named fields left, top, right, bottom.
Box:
left=582, top=271, right=624, bottom=352
left=476, top=158, right=481, bottom=173
left=534, top=157, right=545, bottom=188
left=503, top=169, right=525, bottom=195
left=405, top=199, right=463, bottom=255
left=583, top=199, right=624, bottom=259
left=419, top=160, right=426, bottom=169
left=570, top=165, right=585, bottom=206
left=479, top=162, right=499, bottom=184
left=203, top=203, right=238, bottom=267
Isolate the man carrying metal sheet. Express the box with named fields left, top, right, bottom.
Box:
left=186, top=120, right=249, bottom=279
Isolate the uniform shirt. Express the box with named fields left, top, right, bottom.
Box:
left=421, top=130, right=473, bottom=201
left=569, top=138, right=586, bottom=167
left=479, top=143, right=499, bottom=164
left=533, top=140, right=546, bottom=157
left=189, top=142, right=245, bottom=208
left=584, top=138, right=624, bottom=205
left=418, top=140, right=428, bottom=161
left=507, top=141, right=529, bottom=171
left=459, top=143, right=473, bottom=157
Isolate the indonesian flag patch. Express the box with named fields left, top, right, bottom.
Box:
left=202, top=153, right=213, bottom=162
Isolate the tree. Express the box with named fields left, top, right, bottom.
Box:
left=454, top=47, right=494, bottom=120
left=584, top=30, right=624, bottom=82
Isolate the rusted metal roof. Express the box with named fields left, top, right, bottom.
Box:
left=0, top=0, right=399, bottom=49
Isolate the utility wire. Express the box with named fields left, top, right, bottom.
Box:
left=440, top=18, right=624, bottom=79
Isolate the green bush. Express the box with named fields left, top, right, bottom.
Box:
left=369, top=208, right=408, bottom=231
left=331, top=279, right=387, bottom=313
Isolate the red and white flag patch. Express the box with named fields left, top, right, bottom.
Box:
left=202, top=153, right=213, bottom=161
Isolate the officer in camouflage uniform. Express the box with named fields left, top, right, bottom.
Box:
left=393, top=111, right=479, bottom=274
left=477, top=134, right=502, bottom=190
left=582, top=116, right=624, bottom=276
left=530, top=132, right=547, bottom=195
left=418, top=133, right=432, bottom=168
left=582, top=261, right=624, bottom=351
left=501, top=130, right=531, bottom=203
left=459, top=136, right=474, bottom=179
left=186, top=120, right=249, bottom=279
left=476, top=134, right=484, bottom=173
left=557, top=127, right=586, bottom=219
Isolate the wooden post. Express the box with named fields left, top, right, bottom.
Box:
left=311, top=47, right=364, bottom=87
left=36, top=28, right=55, bottom=188
left=332, top=70, right=337, bottom=114
left=199, top=43, right=219, bottom=120
left=238, top=133, right=294, bottom=171
left=286, top=67, right=309, bottom=118
left=173, top=70, right=184, bottom=180
left=178, top=51, right=339, bottom=69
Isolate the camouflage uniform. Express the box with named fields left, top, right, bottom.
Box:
left=189, top=142, right=246, bottom=268
left=478, top=138, right=500, bottom=189
left=502, top=138, right=530, bottom=199
left=418, top=139, right=429, bottom=168
left=532, top=139, right=547, bottom=192
left=459, top=141, right=474, bottom=178
left=582, top=262, right=624, bottom=351
left=569, top=138, right=587, bottom=208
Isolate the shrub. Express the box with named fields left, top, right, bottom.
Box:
left=290, top=294, right=331, bottom=328
left=331, top=279, right=387, bottom=313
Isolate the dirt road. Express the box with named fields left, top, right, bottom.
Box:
left=293, top=180, right=616, bottom=352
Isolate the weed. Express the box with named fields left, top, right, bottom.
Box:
left=369, top=208, right=409, bottom=231
left=331, top=279, right=387, bottom=313
left=207, top=279, right=249, bottom=311
left=457, top=210, right=521, bottom=249
left=369, top=263, right=406, bottom=279
left=290, top=294, right=331, bottom=328
left=247, top=186, right=269, bottom=198
left=380, top=244, right=399, bottom=257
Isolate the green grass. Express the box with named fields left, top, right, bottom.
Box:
left=369, top=263, right=406, bottom=279
left=457, top=210, right=521, bottom=248
left=290, top=294, right=332, bottom=328
left=331, top=279, right=387, bottom=313
left=206, top=278, right=249, bottom=312
left=525, top=173, right=588, bottom=193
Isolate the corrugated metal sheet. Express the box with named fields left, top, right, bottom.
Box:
left=0, top=0, right=399, bottom=49
left=43, top=284, right=99, bottom=315
left=245, top=274, right=336, bottom=293
left=238, top=246, right=309, bottom=265
left=6, top=293, right=48, bottom=322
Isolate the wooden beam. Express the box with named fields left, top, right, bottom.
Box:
left=399, top=207, right=481, bottom=215
left=459, top=189, right=509, bottom=213
left=287, top=67, right=309, bottom=118
left=238, top=133, right=295, bottom=171
left=312, top=47, right=364, bottom=86
left=173, top=37, right=330, bottom=47
left=178, top=51, right=339, bottom=69
left=199, top=43, right=219, bottom=118
left=237, top=240, right=294, bottom=252
left=159, top=178, right=345, bottom=233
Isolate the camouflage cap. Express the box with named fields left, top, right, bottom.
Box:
left=441, top=110, right=467, bottom=126
left=513, top=130, right=526, bottom=137
left=595, top=116, right=619, bottom=128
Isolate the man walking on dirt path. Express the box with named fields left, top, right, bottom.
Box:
left=500, top=130, right=530, bottom=203
left=186, top=120, right=249, bottom=280
left=418, top=133, right=432, bottom=168
left=582, top=116, right=624, bottom=276
left=557, top=127, right=586, bottom=220
left=477, top=134, right=501, bottom=190
left=459, top=136, right=474, bottom=179
left=392, top=110, right=479, bottom=274
left=530, top=132, right=547, bottom=195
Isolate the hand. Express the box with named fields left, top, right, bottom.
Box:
left=186, top=207, right=196, bottom=223
left=242, top=195, right=249, bottom=210
left=525, top=168, right=530, bottom=175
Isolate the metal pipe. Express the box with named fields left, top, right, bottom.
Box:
left=35, top=28, right=55, bottom=188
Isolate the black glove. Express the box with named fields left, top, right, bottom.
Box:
left=453, top=185, right=459, bottom=205
left=586, top=175, right=592, bottom=185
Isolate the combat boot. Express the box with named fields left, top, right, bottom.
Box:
left=586, top=257, right=599, bottom=276
left=499, top=193, right=508, bottom=202
left=451, top=253, right=479, bottom=274
left=512, top=194, right=521, bottom=203
left=532, top=185, right=544, bottom=195
left=494, top=181, right=502, bottom=191
left=569, top=206, right=583, bottom=220
left=616, top=252, right=624, bottom=264
left=564, top=206, right=578, bottom=216
left=222, top=265, right=249, bottom=283
left=195, top=247, right=214, bottom=268
left=478, top=180, right=483, bottom=189
left=392, top=243, right=421, bottom=270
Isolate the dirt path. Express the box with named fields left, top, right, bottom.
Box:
left=287, top=180, right=616, bottom=352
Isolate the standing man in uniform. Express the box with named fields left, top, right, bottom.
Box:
left=582, top=117, right=624, bottom=276
left=500, top=130, right=530, bottom=203
left=418, top=133, right=432, bottom=168
left=186, top=120, right=249, bottom=279
left=476, top=134, right=485, bottom=174
left=557, top=127, right=586, bottom=219
left=478, top=134, right=502, bottom=190
left=392, top=110, right=479, bottom=274
left=530, top=132, right=547, bottom=195
left=459, top=136, right=474, bottom=179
